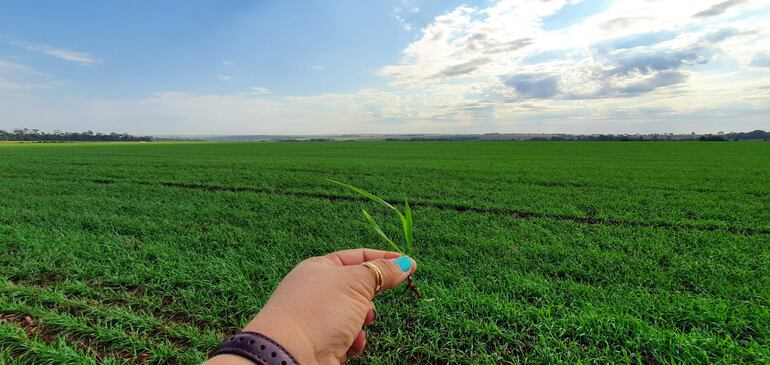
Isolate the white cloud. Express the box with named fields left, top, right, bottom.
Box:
left=311, top=64, right=325, bottom=70
left=222, top=60, right=233, bottom=66
left=391, top=0, right=420, bottom=31
left=0, top=58, right=60, bottom=93
left=394, top=14, right=412, bottom=31
left=24, top=44, right=100, bottom=64
left=375, top=0, right=770, bottom=131
left=217, top=75, right=232, bottom=81
left=4, top=38, right=101, bottom=65
left=695, top=0, right=750, bottom=18
left=0, top=58, right=36, bottom=75
left=250, top=86, right=271, bottom=94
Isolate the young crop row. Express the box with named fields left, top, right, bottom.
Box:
left=1, top=164, right=767, bottom=236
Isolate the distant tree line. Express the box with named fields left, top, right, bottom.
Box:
left=152, top=136, right=204, bottom=142
left=277, top=138, right=334, bottom=142
left=386, top=136, right=480, bottom=142
left=380, top=130, right=770, bottom=142
left=567, top=130, right=770, bottom=142
left=0, top=129, right=152, bottom=142
left=724, top=130, right=770, bottom=140
left=486, top=130, right=770, bottom=142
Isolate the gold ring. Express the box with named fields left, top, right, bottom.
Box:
left=361, top=262, right=383, bottom=297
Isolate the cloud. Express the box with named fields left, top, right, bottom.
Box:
left=700, top=27, right=751, bottom=44
left=392, top=0, right=420, bottom=31
left=568, top=70, right=688, bottom=100
left=496, top=49, right=694, bottom=102
left=561, top=44, right=713, bottom=99
left=222, top=60, right=233, bottom=66
left=9, top=40, right=100, bottom=65
left=0, top=39, right=96, bottom=96
left=393, top=14, right=412, bottom=31
left=604, top=48, right=710, bottom=78
left=381, top=0, right=770, bottom=109
left=600, top=17, right=652, bottom=32
left=486, top=27, right=729, bottom=103
left=434, top=58, right=490, bottom=78
left=461, top=33, right=533, bottom=55
left=28, top=44, right=99, bottom=64
left=614, top=71, right=687, bottom=95
left=695, top=0, right=747, bottom=18
left=0, top=58, right=60, bottom=93
left=503, top=74, right=560, bottom=99
left=250, top=86, right=271, bottom=94
left=592, top=32, right=678, bottom=54
left=217, top=75, right=232, bottom=81
left=380, top=5, right=480, bottom=83
left=0, top=58, right=37, bottom=76
left=311, top=64, right=325, bottom=70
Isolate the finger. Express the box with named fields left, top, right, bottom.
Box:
left=346, top=330, right=366, bottom=358
left=355, top=256, right=416, bottom=299
left=324, top=248, right=402, bottom=266
left=364, top=305, right=376, bottom=326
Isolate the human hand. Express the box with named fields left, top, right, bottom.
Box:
left=204, top=249, right=416, bottom=365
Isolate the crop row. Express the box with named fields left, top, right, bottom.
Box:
left=1, top=171, right=767, bottom=235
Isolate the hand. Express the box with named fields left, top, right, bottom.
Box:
left=204, top=249, right=416, bottom=365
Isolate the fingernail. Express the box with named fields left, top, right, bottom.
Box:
left=393, top=256, right=412, bottom=272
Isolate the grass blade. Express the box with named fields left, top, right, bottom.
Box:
left=328, top=178, right=411, bottom=255
left=404, top=196, right=413, bottom=254
left=327, top=178, right=409, bottom=235
left=362, top=209, right=404, bottom=254
left=327, top=178, right=408, bottom=224
left=326, top=179, right=398, bottom=211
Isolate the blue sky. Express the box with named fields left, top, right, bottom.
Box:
left=1, top=0, right=769, bottom=135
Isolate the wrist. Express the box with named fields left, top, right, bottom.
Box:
left=244, top=308, right=318, bottom=365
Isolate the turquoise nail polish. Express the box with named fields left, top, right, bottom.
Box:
left=393, top=256, right=412, bottom=272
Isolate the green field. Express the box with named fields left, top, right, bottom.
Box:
left=1, top=142, right=769, bottom=364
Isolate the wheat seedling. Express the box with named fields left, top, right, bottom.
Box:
left=327, top=178, right=423, bottom=298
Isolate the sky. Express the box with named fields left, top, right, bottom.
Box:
left=1, top=0, right=769, bottom=135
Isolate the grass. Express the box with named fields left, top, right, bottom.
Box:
left=0, top=141, right=768, bottom=364
left=326, top=179, right=414, bottom=255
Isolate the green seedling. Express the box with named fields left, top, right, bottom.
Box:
left=327, top=178, right=423, bottom=299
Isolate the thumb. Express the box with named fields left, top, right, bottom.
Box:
left=356, top=256, right=416, bottom=298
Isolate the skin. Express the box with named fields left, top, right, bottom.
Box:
left=203, top=248, right=417, bottom=365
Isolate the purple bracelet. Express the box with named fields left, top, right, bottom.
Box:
left=210, top=331, right=299, bottom=365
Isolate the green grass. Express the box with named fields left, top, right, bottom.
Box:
left=0, top=141, right=768, bottom=364
left=326, top=179, right=414, bottom=256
